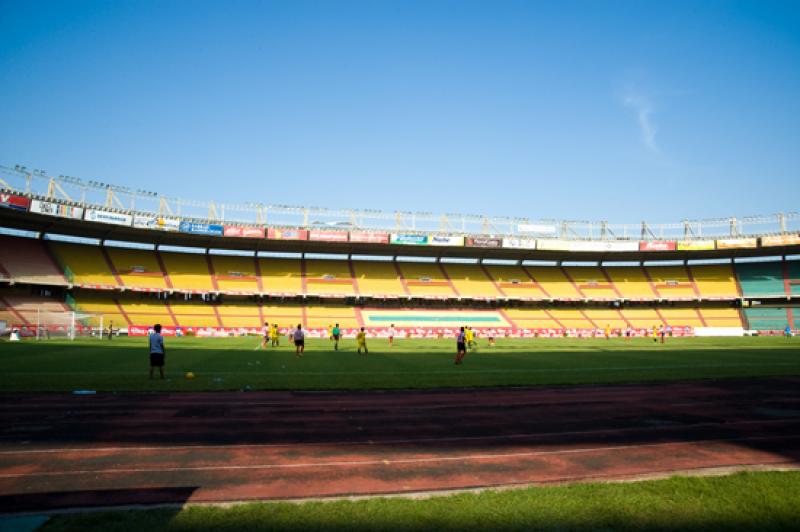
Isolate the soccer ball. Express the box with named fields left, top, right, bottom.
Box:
left=185, top=371, right=195, bottom=380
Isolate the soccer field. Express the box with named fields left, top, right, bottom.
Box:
left=2, top=335, right=798, bottom=392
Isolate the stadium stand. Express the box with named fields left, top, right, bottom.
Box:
left=49, top=241, right=118, bottom=288
left=0, top=235, right=67, bottom=286
left=743, top=306, right=792, bottom=331
left=396, top=262, right=458, bottom=298
left=788, top=261, right=800, bottom=297
left=442, top=264, right=502, bottom=298
left=304, top=259, right=358, bottom=297
left=258, top=257, right=302, bottom=295
left=605, top=267, right=657, bottom=300
left=562, top=267, right=620, bottom=300
left=525, top=266, right=582, bottom=299
left=483, top=264, right=549, bottom=299
left=351, top=261, right=406, bottom=298
left=305, top=305, right=360, bottom=328
left=160, top=251, right=215, bottom=292
left=736, top=262, right=786, bottom=298
left=106, top=247, right=169, bottom=291
left=645, top=266, right=698, bottom=299
left=690, top=264, right=739, bottom=299
left=211, top=254, right=260, bottom=294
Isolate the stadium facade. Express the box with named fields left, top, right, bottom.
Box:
left=1, top=165, right=798, bottom=338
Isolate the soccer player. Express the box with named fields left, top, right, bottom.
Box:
left=108, top=320, right=114, bottom=340
left=149, top=324, right=165, bottom=380
left=652, top=324, right=659, bottom=343
left=328, top=324, right=334, bottom=341
left=256, top=321, right=269, bottom=350
left=356, top=327, right=368, bottom=354
left=332, top=323, right=341, bottom=351
left=785, top=324, right=793, bottom=338
left=604, top=324, right=611, bottom=339
left=465, top=326, right=474, bottom=349
left=455, top=327, right=467, bottom=365
left=293, top=324, right=305, bottom=357
left=271, top=323, right=280, bottom=347
left=659, top=325, right=666, bottom=344
left=388, top=324, right=396, bottom=347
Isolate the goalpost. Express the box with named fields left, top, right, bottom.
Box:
left=33, top=308, right=107, bottom=340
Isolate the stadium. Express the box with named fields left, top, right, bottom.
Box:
left=2, top=2, right=800, bottom=531
left=2, top=165, right=799, bottom=338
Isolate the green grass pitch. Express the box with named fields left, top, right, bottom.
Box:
left=1, top=335, right=798, bottom=392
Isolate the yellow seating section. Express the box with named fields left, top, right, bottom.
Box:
left=304, top=259, right=357, bottom=296
left=622, top=308, right=662, bottom=328
left=563, top=267, right=619, bottom=300
left=443, top=264, right=502, bottom=298
left=50, top=242, right=118, bottom=287
left=261, top=305, right=303, bottom=330
left=690, top=264, right=739, bottom=299
left=503, top=308, right=561, bottom=329
left=548, top=309, right=595, bottom=328
left=397, top=263, right=457, bottom=297
left=259, top=258, right=302, bottom=295
left=645, top=266, right=697, bottom=299
left=211, top=255, right=259, bottom=294
left=525, top=267, right=582, bottom=299
left=605, top=267, right=656, bottom=299
left=305, top=306, right=360, bottom=328
left=699, top=307, right=742, bottom=327
left=584, top=309, right=628, bottom=329
left=120, top=298, right=176, bottom=326
left=657, top=308, right=704, bottom=327
left=161, top=252, right=214, bottom=292
left=352, top=261, right=406, bottom=297
left=71, top=292, right=128, bottom=326
left=216, top=302, right=261, bottom=328
left=168, top=300, right=218, bottom=327
left=107, top=247, right=168, bottom=290
left=484, top=265, right=549, bottom=299
left=0, top=236, right=66, bottom=286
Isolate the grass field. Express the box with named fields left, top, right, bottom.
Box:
left=38, top=470, right=800, bottom=531
left=1, top=335, right=798, bottom=392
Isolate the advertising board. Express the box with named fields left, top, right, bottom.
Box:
left=84, top=208, right=133, bottom=227
left=29, top=199, right=84, bottom=219
left=223, top=225, right=265, bottom=238
left=716, top=238, right=758, bottom=249
left=349, top=231, right=389, bottom=244
left=179, top=221, right=224, bottom=236
left=390, top=234, right=429, bottom=245
left=429, top=235, right=465, bottom=246
left=501, top=237, right=537, bottom=250
left=267, top=228, right=309, bottom=240
left=0, top=193, right=30, bottom=212
left=309, top=230, right=349, bottom=242
left=760, top=234, right=800, bottom=247
left=676, top=240, right=716, bottom=251
left=133, top=215, right=181, bottom=232
left=639, top=241, right=677, bottom=252
left=466, top=237, right=503, bottom=248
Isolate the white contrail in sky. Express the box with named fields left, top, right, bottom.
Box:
left=624, top=94, right=657, bottom=153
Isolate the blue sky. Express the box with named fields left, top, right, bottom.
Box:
left=1, top=0, right=798, bottom=224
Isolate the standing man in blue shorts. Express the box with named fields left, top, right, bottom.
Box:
left=149, top=324, right=165, bottom=380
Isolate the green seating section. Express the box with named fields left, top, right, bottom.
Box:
left=735, top=262, right=786, bottom=297
left=743, top=307, right=791, bottom=330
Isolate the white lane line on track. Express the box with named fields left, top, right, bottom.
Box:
left=1, top=434, right=797, bottom=479
left=3, top=362, right=799, bottom=376
left=0, top=418, right=796, bottom=456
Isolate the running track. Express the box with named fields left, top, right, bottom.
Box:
left=1, top=377, right=799, bottom=513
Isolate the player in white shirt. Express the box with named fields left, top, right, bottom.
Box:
left=388, top=324, right=396, bottom=347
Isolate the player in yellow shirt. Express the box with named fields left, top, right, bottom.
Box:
left=356, top=327, right=368, bottom=355
left=328, top=324, right=334, bottom=341
left=604, top=324, right=611, bottom=339
left=271, top=324, right=280, bottom=347
left=652, top=324, right=659, bottom=343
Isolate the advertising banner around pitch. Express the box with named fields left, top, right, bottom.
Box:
left=309, top=230, right=349, bottom=242
left=502, top=237, right=537, bottom=249
left=390, top=233, right=429, bottom=245
left=429, top=235, right=465, bottom=246
left=0, top=193, right=30, bottom=212
left=537, top=239, right=638, bottom=252
left=267, top=228, right=309, bottom=240
left=466, top=237, right=503, bottom=248
left=639, top=241, right=677, bottom=252
left=349, top=231, right=389, bottom=244
left=224, top=225, right=265, bottom=238
left=716, top=238, right=758, bottom=249
left=677, top=239, right=716, bottom=251
left=179, top=221, right=224, bottom=236
left=134, top=215, right=181, bottom=232
left=84, top=208, right=133, bottom=227
left=761, top=234, right=800, bottom=247
left=29, top=199, right=84, bottom=219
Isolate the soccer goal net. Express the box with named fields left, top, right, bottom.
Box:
left=26, top=309, right=109, bottom=340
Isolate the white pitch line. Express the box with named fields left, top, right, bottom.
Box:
left=0, top=434, right=796, bottom=480
left=0, top=418, right=795, bottom=456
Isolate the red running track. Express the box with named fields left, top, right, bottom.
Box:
left=1, top=377, right=799, bottom=513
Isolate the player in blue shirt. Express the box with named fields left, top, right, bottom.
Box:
left=149, top=324, right=166, bottom=380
